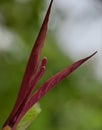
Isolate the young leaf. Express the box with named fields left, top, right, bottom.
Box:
left=17, top=103, right=41, bottom=130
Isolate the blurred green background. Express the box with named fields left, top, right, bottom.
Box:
left=0, top=0, right=102, bottom=130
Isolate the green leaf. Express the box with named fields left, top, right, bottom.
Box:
left=17, top=103, right=41, bottom=130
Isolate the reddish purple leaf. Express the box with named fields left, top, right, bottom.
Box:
left=2, top=0, right=53, bottom=129
left=13, top=51, right=97, bottom=128
left=2, top=0, right=97, bottom=129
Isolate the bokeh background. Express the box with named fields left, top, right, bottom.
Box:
left=0, top=0, right=102, bottom=130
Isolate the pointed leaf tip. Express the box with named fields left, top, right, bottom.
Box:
left=21, top=51, right=97, bottom=116
left=69, top=51, right=97, bottom=71
left=2, top=0, right=53, bottom=129
left=82, top=51, right=97, bottom=61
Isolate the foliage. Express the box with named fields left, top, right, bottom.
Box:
left=0, top=0, right=102, bottom=130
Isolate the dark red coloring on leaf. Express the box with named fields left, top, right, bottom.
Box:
left=2, top=0, right=97, bottom=129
